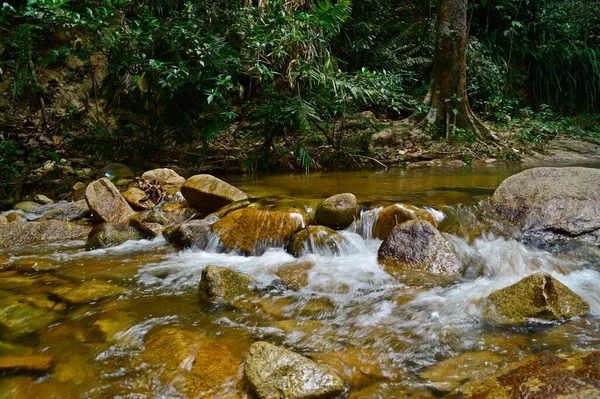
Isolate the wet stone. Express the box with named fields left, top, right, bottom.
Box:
left=181, top=174, right=248, bottom=215
left=85, top=222, right=146, bottom=250
left=162, top=220, right=211, bottom=248
left=0, top=302, right=60, bottom=340
left=314, top=193, right=359, bottom=230
left=287, top=226, right=348, bottom=257
left=0, top=355, right=54, bottom=376
left=198, top=265, right=254, bottom=305
left=13, top=201, right=41, bottom=213
left=51, top=281, right=127, bottom=305
left=274, top=261, right=315, bottom=291
left=6, top=212, right=27, bottom=223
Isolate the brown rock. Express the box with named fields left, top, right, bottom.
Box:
left=0, top=355, right=54, bottom=375
left=85, top=222, right=146, bottom=250
left=123, top=187, right=154, bottom=210
left=211, top=208, right=305, bottom=255
left=274, top=261, right=315, bottom=290
left=162, top=220, right=211, bottom=248
left=198, top=265, right=254, bottom=305
left=315, top=193, right=359, bottom=230
left=85, top=178, right=135, bottom=223
left=181, top=174, right=248, bottom=215
left=0, top=221, right=90, bottom=248
left=287, top=226, right=349, bottom=257
left=6, top=213, right=27, bottom=223
left=141, top=168, right=185, bottom=186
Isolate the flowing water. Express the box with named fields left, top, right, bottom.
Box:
left=1, top=165, right=600, bottom=398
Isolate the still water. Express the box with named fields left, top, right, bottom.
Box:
left=1, top=165, right=599, bottom=398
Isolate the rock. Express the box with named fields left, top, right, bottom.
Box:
left=98, top=163, right=134, bottom=180
left=142, top=328, right=244, bottom=397
left=123, top=187, right=153, bottom=210
left=0, top=215, right=7, bottom=225
left=162, top=220, right=211, bottom=248
left=211, top=208, right=305, bottom=255
left=85, top=178, right=135, bottom=223
left=6, top=212, right=27, bottom=222
left=244, top=341, right=345, bottom=399
left=420, top=351, right=503, bottom=392
left=85, top=222, right=146, bottom=250
left=141, top=168, right=185, bottom=186
left=0, top=355, right=54, bottom=375
left=13, top=201, right=41, bottom=213
left=0, top=220, right=90, bottom=248
left=181, top=174, right=248, bottom=215
left=451, top=351, right=600, bottom=399
left=39, top=200, right=90, bottom=222
left=0, top=302, right=60, bottom=340
left=198, top=265, right=254, bottom=305
left=491, top=167, right=600, bottom=242
left=378, top=220, right=462, bottom=276
left=373, top=204, right=438, bottom=240
left=72, top=182, right=86, bottom=191
left=51, top=281, right=127, bottom=304
left=274, top=261, right=315, bottom=291
left=483, top=272, right=589, bottom=325
left=314, top=193, right=359, bottom=230
left=128, top=213, right=164, bottom=238
left=287, top=226, right=349, bottom=257
left=370, top=129, right=395, bottom=146
left=207, top=199, right=252, bottom=220
left=33, top=195, right=53, bottom=205
left=161, top=201, right=196, bottom=224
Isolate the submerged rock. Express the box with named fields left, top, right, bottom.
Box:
left=142, top=328, right=244, bottom=397
left=274, top=261, right=315, bottom=291
left=51, top=281, right=127, bottom=304
left=211, top=208, right=305, bottom=255
left=287, top=226, right=349, bottom=257
left=181, top=174, right=248, bottom=215
left=85, top=178, right=135, bottom=223
left=162, top=220, right=211, bottom=249
left=39, top=200, right=90, bottom=222
left=0, top=355, right=54, bottom=375
left=0, top=220, right=90, bottom=248
left=198, top=265, right=254, bottom=305
left=315, top=193, right=359, bottom=230
left=85, top=222, right=146, bottom=250
left=491, top=167, right=600, bottom=243
left=377, top=220, right=462, bottom=276
left=483, top=272, right=589, bottom=325
left=372, top=204, right=438, bottom=240
left=450, top=351, right=600, bottom=399
left=244, top=341, right=345, bottom=399
left=123, top=187, right=153, bottom=210
left=13, top=201, right=41, bottom=213
left=0, top=302, right=60, bottom=340
left=141, top=168, right=185, bottom=186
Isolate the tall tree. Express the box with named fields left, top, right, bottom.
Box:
left=414, top=0, right=498, bottom=143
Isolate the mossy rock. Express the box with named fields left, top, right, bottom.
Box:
left=274, top=261, right=315, bottom=290
left=198, top=265, right=254, bottom=305
left=0, top=302, right=60, bottom=340
left=13, top=201, right=41, bottom=213
left=314, top=193, right=359, bottom=230
left=85, top=222, right=146, bottom=250
left=211, top=208, right=306, bottom=255
left=483, top=272, right=589, bottom=325
left=287, top=226, right=348, bottom=257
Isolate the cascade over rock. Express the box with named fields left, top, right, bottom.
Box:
left=372, top=204, right=438, bottom=240
left=287, top=225, right=349, bottom=257
left=491, top=167, right=600, bottom=243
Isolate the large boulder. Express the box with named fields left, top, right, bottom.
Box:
left=39, top=200, right=90, bottom=222
left=0, top=221, right=90, bottom=248
left=181, top=174, right=248, bottom=215
left=142, top=328, right=244, bottom=397
left=483, top=272, right=589, bottom=325
left=162, top=220, right=211, bottom=249
left=211, top=208, right=305, bottom=255
left=85, top=222, right=146, bottom=250
left=451, top=351, right=600, bottom=399
left=314, top=193, right=359, bottom=230
left=491, top=167, right=600, bottom=242
left=287, top=226, right=350, bottom=257
left=198, top=265, right=254, bottom=305
left=244, top=341, right=345, bottom=399
left=373, top=204, right=438, bottom=240
left=378, top=220, right=462, bottom=275
left=85, top=178, right=135, bottom=223
left=141, top=168, right=185, bottom=186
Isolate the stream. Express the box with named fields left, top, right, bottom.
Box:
left=1, top=164, right=599, bottom=398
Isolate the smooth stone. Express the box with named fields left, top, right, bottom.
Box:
left=483, top=272, right=589, bottom=325
left=51, top=281, right=127, bottom=304
left=244, top=341, right=345, bottom=399
left=314, top=193, right=359, bottom=230
left=0, top=355, right=54, bottom=375
left=123, top=187, right=153, bottom=210
left=72, top=182, right=86, bottom=191
left=13, top=201, right=41, bottom=213
left=34, top=195, right=54, bottom=205
left=287, top=226, right=348, bottom=257
left=85, top=222, right=146, bottom=250
left=274, top=261, right=315, bottom=291
left=198, top=265, right=254, bottom=305
left=0, top=220, right=90, bottom=248
left=162, top=220, right=211, bottom=248
left=372, top=204, right=438, bottom=240
left=141, top=168, right=185, bottom=186
left=6, top=212, right=27, bottom=223
left=0, top=215, right=7, bottom=225
left=85, top=178, right=135, bottom=223
left=181, top=174, right=248, bottom=215
left=39, top=200, right=90, bottom=222
left=0, top=302, right=60, bottom=339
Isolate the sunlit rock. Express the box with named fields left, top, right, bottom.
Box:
left=378, top=220, right=462, bottom=276
left=85, top=178, right=135, bottom=223
left=0, top=220, right=90, bottom=248
left=451, top=351, right=600, bottom=399
left=372, top=204, right=438, bottom=240
left=6, top=212, right=26, bottom=222
left=142, top=328, right=245, bottom=397
left=34, top=195, right=54, bottom=205
left=13, top=201, right=41, bottom=213
left=0, top=355, right=54, bottom=375
left=181, top=174, right=248, bottom=215
left=315, top=193, right=359, bottom=230
left=483, top=272, right=589, bottom=325
left=85, top=222, right=146, bottom=250
left=0, top=215, right=7, bottom=225
left=211, top=208, right=305, bottom=255
left=123, top=187, right=153, bottom=210
left=287, top=226, right=348, bottom=257
left=198, top=265, right=254, bottom=305
left=51, top=281, right=127, bottom=305
left=491, top=167, right=600, bottom=243
left=244, top=341, right=345, bottom=399
left=141, top=168, right=185, bottom=186
left=274, top=261, right=315, bottom=291
left=163, top=220, right=211, bottom=249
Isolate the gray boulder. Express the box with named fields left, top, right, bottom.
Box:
left=39, top=200, right=90, bottom=222
left=491, top=167, right=600, bottom=243
left=244, top=341, right=345, bottom=399
left=163, top=220, right=211, bottom=249
left=85, top=178, right=135, bottom=223
left=0, top=220, right=90, bottom=248
left=377, top=220, right=462, bottom=275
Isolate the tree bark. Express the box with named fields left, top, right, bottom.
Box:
left=414, top=0, right=498, bottom=143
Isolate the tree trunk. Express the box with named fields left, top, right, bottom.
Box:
left=415, top=0, right=498, bottom=143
